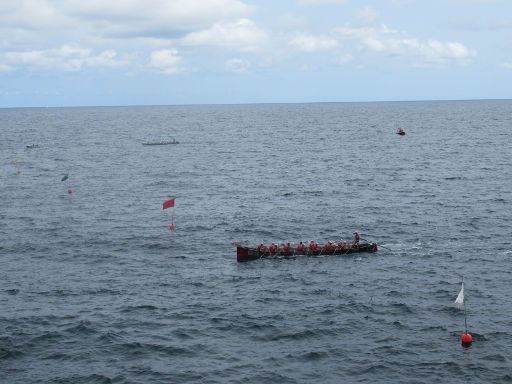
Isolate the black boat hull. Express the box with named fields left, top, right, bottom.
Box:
left=236, top=243, right=378, bottom=262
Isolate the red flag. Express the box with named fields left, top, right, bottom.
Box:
left=162, top=197, right=175, bottom=210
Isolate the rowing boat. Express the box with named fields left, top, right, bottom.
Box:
left=142, top=139, right=179, bottom=145
left=235, top=242, right=378, bottom=262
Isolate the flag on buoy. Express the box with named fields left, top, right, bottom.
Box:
left=163, top=196, right=176, bottom=231
left=162, top=197, right=175, bottom=210
left=454, top=281, right=464, bottom=308
left=455, top=278, right=473, bottom=348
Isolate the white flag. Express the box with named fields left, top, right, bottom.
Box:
left=454, top=282, right=464, bottom=307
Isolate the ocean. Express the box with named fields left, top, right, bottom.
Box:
left=1, top=100, right=511, bottom=383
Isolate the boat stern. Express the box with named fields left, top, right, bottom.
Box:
left=236, top=246, right=249, bottom=262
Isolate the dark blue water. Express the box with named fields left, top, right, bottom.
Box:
left=1, top=101, right=512, bottom=383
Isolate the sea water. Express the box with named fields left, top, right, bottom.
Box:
left=1, top=101, right=511, bottom=383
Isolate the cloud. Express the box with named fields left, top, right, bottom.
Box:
left=335, top=24, right=476, bottom=65
left=0, top=1, right=71, bottom=31
left=0, top=0, right=479, bottom=77
left=149, top=49, right=183, bottom=74
left=0, top=63, right=13, bottom=72
left=335, top=53, right=354, bottom=64
left=224, top=58, right=250, bottom=73
left=181, top=19, right=267, bottom=52
left=355, top=7, right=380, bottom=25
left=2, top=45, right=126, bottom=71
left=501, top=62, right=512, bottom=69
left=0, top=0, right=253, bottom=41
left=288, top=34, right=338, bottom=52
left=69, top=0, right=253, bottom=38
left=278, top=13, right=307, bottom=29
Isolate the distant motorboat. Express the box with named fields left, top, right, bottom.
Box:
left=396, top=128, right=406, bottom=136
left=142, top=138, right=179, bottom=145
left=26, top=144, right=39, bottom=148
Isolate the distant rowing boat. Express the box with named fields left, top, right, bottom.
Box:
left=142, top=139, right=179, bottom=145
left=235, top=241, right=378, bottom=262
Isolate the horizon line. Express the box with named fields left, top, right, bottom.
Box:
left=1, top=97, right=511, bottom=110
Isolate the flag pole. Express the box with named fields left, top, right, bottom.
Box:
left=464, top=303, right=468, bottom=333
left=461, top=276, right=467, bottom=333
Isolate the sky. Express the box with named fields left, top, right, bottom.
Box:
left=0, top=0, right=511, bottom=107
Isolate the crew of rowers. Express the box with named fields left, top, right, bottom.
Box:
left=256, top=232, right=361, bottom=255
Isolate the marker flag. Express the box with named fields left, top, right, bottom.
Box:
left=162, top=197, right=175, bottom=210
left=454, top=282, right=464, bottom=308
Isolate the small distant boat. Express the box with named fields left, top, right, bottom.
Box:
left=142, top=138, right=179, bottom=145
left=26, top=144, right=39, bottom=149
left=396, top=128, right=406, bottom=136
left=235, top=241, right=378, bottom=262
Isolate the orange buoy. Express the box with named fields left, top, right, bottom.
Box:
left=67, top=187, right=73, bottom=194
left=461, top=332, right=473, bottom=348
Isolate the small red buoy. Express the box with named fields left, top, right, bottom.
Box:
left=461, top=332, right=473, bottom=348
left=67, top=187, right=73, bottom=194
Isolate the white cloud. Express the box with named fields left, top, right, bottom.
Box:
left=289, top=34, right=338, bottom=52
left=225, top=58, right=250, bottom=72
left=0, top=1, right=71, bottom=31
left=69, top=0, right=253, bottom=38
left=355, top=7, right=379, bottom=25
left=335, top=53, right=353, bottom=64
left=3, top=45, right=126, bottom=71
left=500, top=62, right=512, bottom=69
left=335, top=24, right=475, bottom=65
left=278, top=13, right=307, bottom=29
left=0, top=0, right=480, bottom=77
left=181, top=19, right=267, bottom=52
left=0, top=63, right=13, bottom=72
left=0, top=0, right=254, bottom=43
left=149, top=49, right=183, bottom=74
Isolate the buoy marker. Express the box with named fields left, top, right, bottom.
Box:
left=455, top=277, right=473, bottom=348
left=461, top=331, right=473, bottom=348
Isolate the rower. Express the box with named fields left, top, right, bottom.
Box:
left=256, top=243, right=267, bottom=255
left=296, top=241, right=306, bottom=253
left=268, top=242, right=278, bottom=254
left=352, top=231, right=360, bottom=247
left=323, top=241, right=333, bottom=253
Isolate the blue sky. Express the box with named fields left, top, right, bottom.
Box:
left=1, top=0, right=511, bottom=107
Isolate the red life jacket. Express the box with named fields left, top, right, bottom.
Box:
left=323, top=243, right=333, bottom=252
